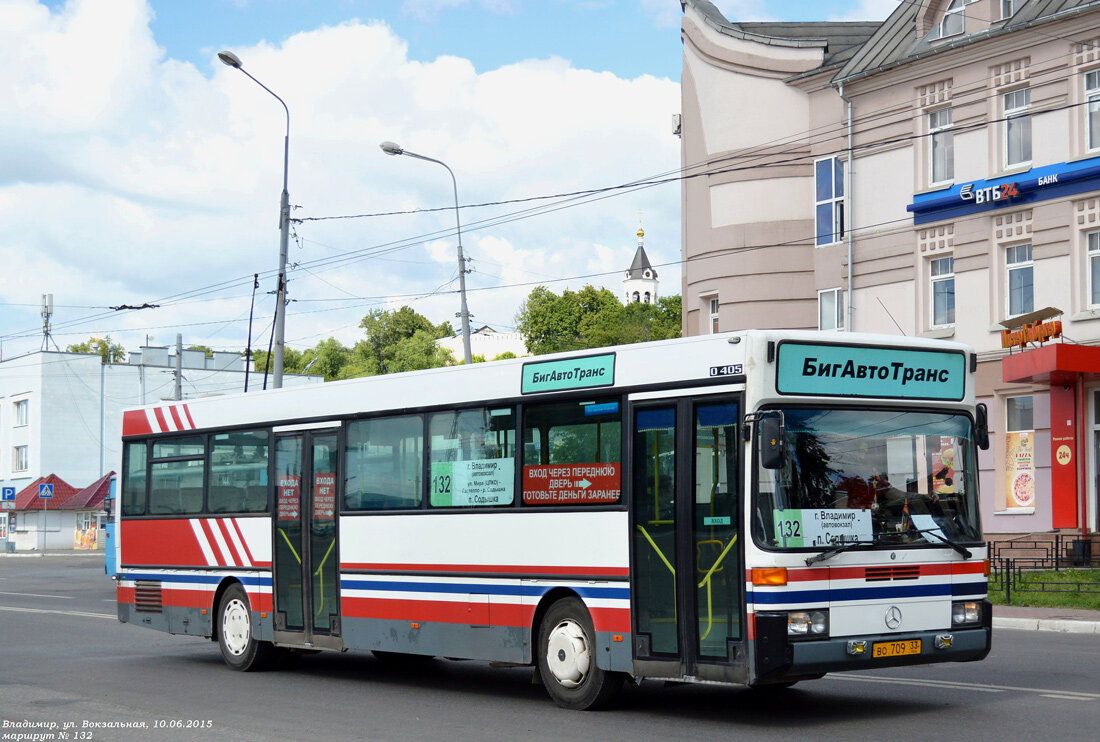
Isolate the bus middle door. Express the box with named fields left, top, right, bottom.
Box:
left=630, top=395, right=746, bottom=684
left=272, top=425, right=342, bottom=650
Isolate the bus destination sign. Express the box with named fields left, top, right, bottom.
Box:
left=776, top=342, right=966, bottom=401
left=521, top=353, right=615, bottom=394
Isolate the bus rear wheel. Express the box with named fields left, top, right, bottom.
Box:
left=218, top=583, right=276, bottom=671
left=536, top=597, right=623, bottom=710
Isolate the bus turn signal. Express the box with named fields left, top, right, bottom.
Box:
left=752, top=567, right=788, bottom=586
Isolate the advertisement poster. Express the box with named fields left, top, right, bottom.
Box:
left=1005, top=432, right=1035, bottom=509
left=431, top=459, right=515, bottom=507
left=522, top=463, right=621, bottom=505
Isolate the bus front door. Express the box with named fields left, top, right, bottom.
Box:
left=630, top=397, right=746, bottom=683
left=272, top=428, right=342, bottom=650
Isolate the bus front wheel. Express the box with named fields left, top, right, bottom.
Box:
left=217, top=583, right=276, bottom=671
left=536, top=597, right=623, bottom=710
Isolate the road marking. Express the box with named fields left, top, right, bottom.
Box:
left=830, top=674, right=1100, bottom=700
left=0, top=590, right=74, bottom=599
left=0, top=605, right=115, bottom=620
left=1041, top=694, right=1092, bottom=701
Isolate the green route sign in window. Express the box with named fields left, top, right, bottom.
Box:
left=776, top=342, right=966, bottom=401
left=521, top=353, right=615, bottom=394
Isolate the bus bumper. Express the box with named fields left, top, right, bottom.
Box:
left=754, top=601, right=993, bottom=681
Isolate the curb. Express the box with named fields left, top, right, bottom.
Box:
left=993, top=617, right=1100, bottom=634
left=0, top=551, right=104, bottom=558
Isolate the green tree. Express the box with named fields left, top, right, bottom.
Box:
left=67, top=335, right=126, bottom=363
left=251, top=347, right=306, bottom=376
left=187, top=345, right=214, bottom=358
left=358, top=306, right=454, bottom=374
left=516, top=286, right=681, bottom=354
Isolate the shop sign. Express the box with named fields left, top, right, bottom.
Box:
left=908, top=155, right=1100, bottom=225
left=1000, top=320, right=1062, bottom=349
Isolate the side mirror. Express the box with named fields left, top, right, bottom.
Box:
left=975, top=403, right=990, bottom=451
left=759, top=415, right=786, bottom=470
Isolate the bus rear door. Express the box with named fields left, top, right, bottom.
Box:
left=272, top=425, right=342, bottom=650
left=629, top=394, right=746, bottom=684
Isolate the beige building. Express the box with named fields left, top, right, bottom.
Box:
left=680, top=0, right=1100, bottom=538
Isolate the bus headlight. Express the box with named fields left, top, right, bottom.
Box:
left=952, top=601, right=981, bottom=626
left=787, top=610, right=829, bottom=637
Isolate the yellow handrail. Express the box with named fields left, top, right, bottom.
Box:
left=696, top=534, right=738, bottom=641
left=635, top=524, right=675, bottom=576
left=313, top=537, right=336, bottom=616
left=277, top=528, right=301, bottom=564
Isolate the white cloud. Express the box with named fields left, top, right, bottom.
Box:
left=0, top=1, right=680, bottom=358
left=400, top=0, right=518, bottom=22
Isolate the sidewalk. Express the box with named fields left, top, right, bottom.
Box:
left=993, top=604, right=1100, bottom=634
left=0, top=548, right=103, bottom=558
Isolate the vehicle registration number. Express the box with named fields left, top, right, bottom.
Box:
left=872, top=639, right=921, bottom=658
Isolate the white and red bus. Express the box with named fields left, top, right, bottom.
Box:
left=116, top=330, right=991, bottom=709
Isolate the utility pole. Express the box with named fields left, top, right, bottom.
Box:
left=174, top=334, right=183, bottom=401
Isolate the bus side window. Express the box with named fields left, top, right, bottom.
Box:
left=344, top=415, right=424, bottom=511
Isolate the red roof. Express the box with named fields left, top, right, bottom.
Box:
left=15, top=473, right=84, bottom=510
left=65, top=472, right=114, bottom=509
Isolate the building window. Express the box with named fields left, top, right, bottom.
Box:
left=814, top=157, right=845, bottom=246
left=929, top=108, right=954, bottom=184
left=818, top=288, right=844, bottom=331
left=1006, top=243, right=1034, bottom=317
left=632, top=291, right=640, bottom=303
left=1006, top=395, right=1034, bottom=432
left=12, top=446, right=28, bottom=473
left=1090, top=231, right=1100, bottom=307
left=1086, top=70, right=1100, bottom=152
left=1001, top=0, right=1015, bottom=20
left=931, top=256, right=955, bottom=326
left=14, top=399, right=28, bottom=427
left=708, top=296, right=720, bottom=334
left=1004, top=87, right=1032, bottom=168
left=77, top=511, right=95, bottom=531
left=928, top=0, right=966, bottom=40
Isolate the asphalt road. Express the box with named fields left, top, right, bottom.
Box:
left=0, top=556, right=1097, bottom=742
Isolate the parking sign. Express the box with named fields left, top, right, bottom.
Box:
left=1, top=486, right=14, bottom=502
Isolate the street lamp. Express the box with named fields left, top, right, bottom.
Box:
left=379, top=141, right=473, bottom=364
left=219, top=50, right=292, bottom=389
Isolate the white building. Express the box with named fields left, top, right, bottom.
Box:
left=0, top=347, right=321, bottom=500
left=437, top=326, right=528, bottom=360
left=623, top=227, right=660, bottom=305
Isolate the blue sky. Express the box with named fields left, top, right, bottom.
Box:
left=143, top=0, right=895, bottom=81
left=0, top=0, right=895, bottom=360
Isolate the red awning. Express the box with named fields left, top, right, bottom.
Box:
left=1002, top=343, right=1100, bottom=384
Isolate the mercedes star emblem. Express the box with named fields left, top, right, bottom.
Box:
left=885, top=605, right=903, bottom=629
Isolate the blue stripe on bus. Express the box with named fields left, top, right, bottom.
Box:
left=340, top=579, right=629, bottom=600
left=120, top=572, right=271, bottom=588
left=749, top=583, right=954, bottom=605
left=951, top=583, right=988, bottom=597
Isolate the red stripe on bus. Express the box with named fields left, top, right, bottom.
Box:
left=162, top=588, right=214, bottom=609
left=341, top=562, right=630, bottom=577
left=342, top=597, right=535, bottom=627
left=117, top=586, right=135, bottom=604
left=746, top=612, right=756, bottom=640
left=230, top=519, right=257, bottom=566
left=122, top=410, right=153, bottom=437
left=952, top=562, right=987, bottom=575
left=169, top=406, right=185, bottom=430
left=588, top=607, right=630, bottom=633
left=216, top=520, right=244, bottom=567
left=246, top=591, right=273, bottom=612
left=153, top=407, right=170, bottom=432
left=120, top=520, right=208, bottom=566
left=182, top=404, right=196, bottom=428
left=198, top=519, right=227, bottom=567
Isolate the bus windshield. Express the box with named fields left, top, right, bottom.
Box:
left=754, top=407, right=982, bottom=551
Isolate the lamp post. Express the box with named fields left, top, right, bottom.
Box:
left=379, top=141, right=473, bottom=365
left=219, top=50, right=291, bottom=389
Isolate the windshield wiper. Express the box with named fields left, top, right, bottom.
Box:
left=804, top=539, right=878, bottom=566
left=911, top=527, right=972, bottom=559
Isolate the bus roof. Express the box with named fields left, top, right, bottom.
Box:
left=122, top=330, right=975, bottom=437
